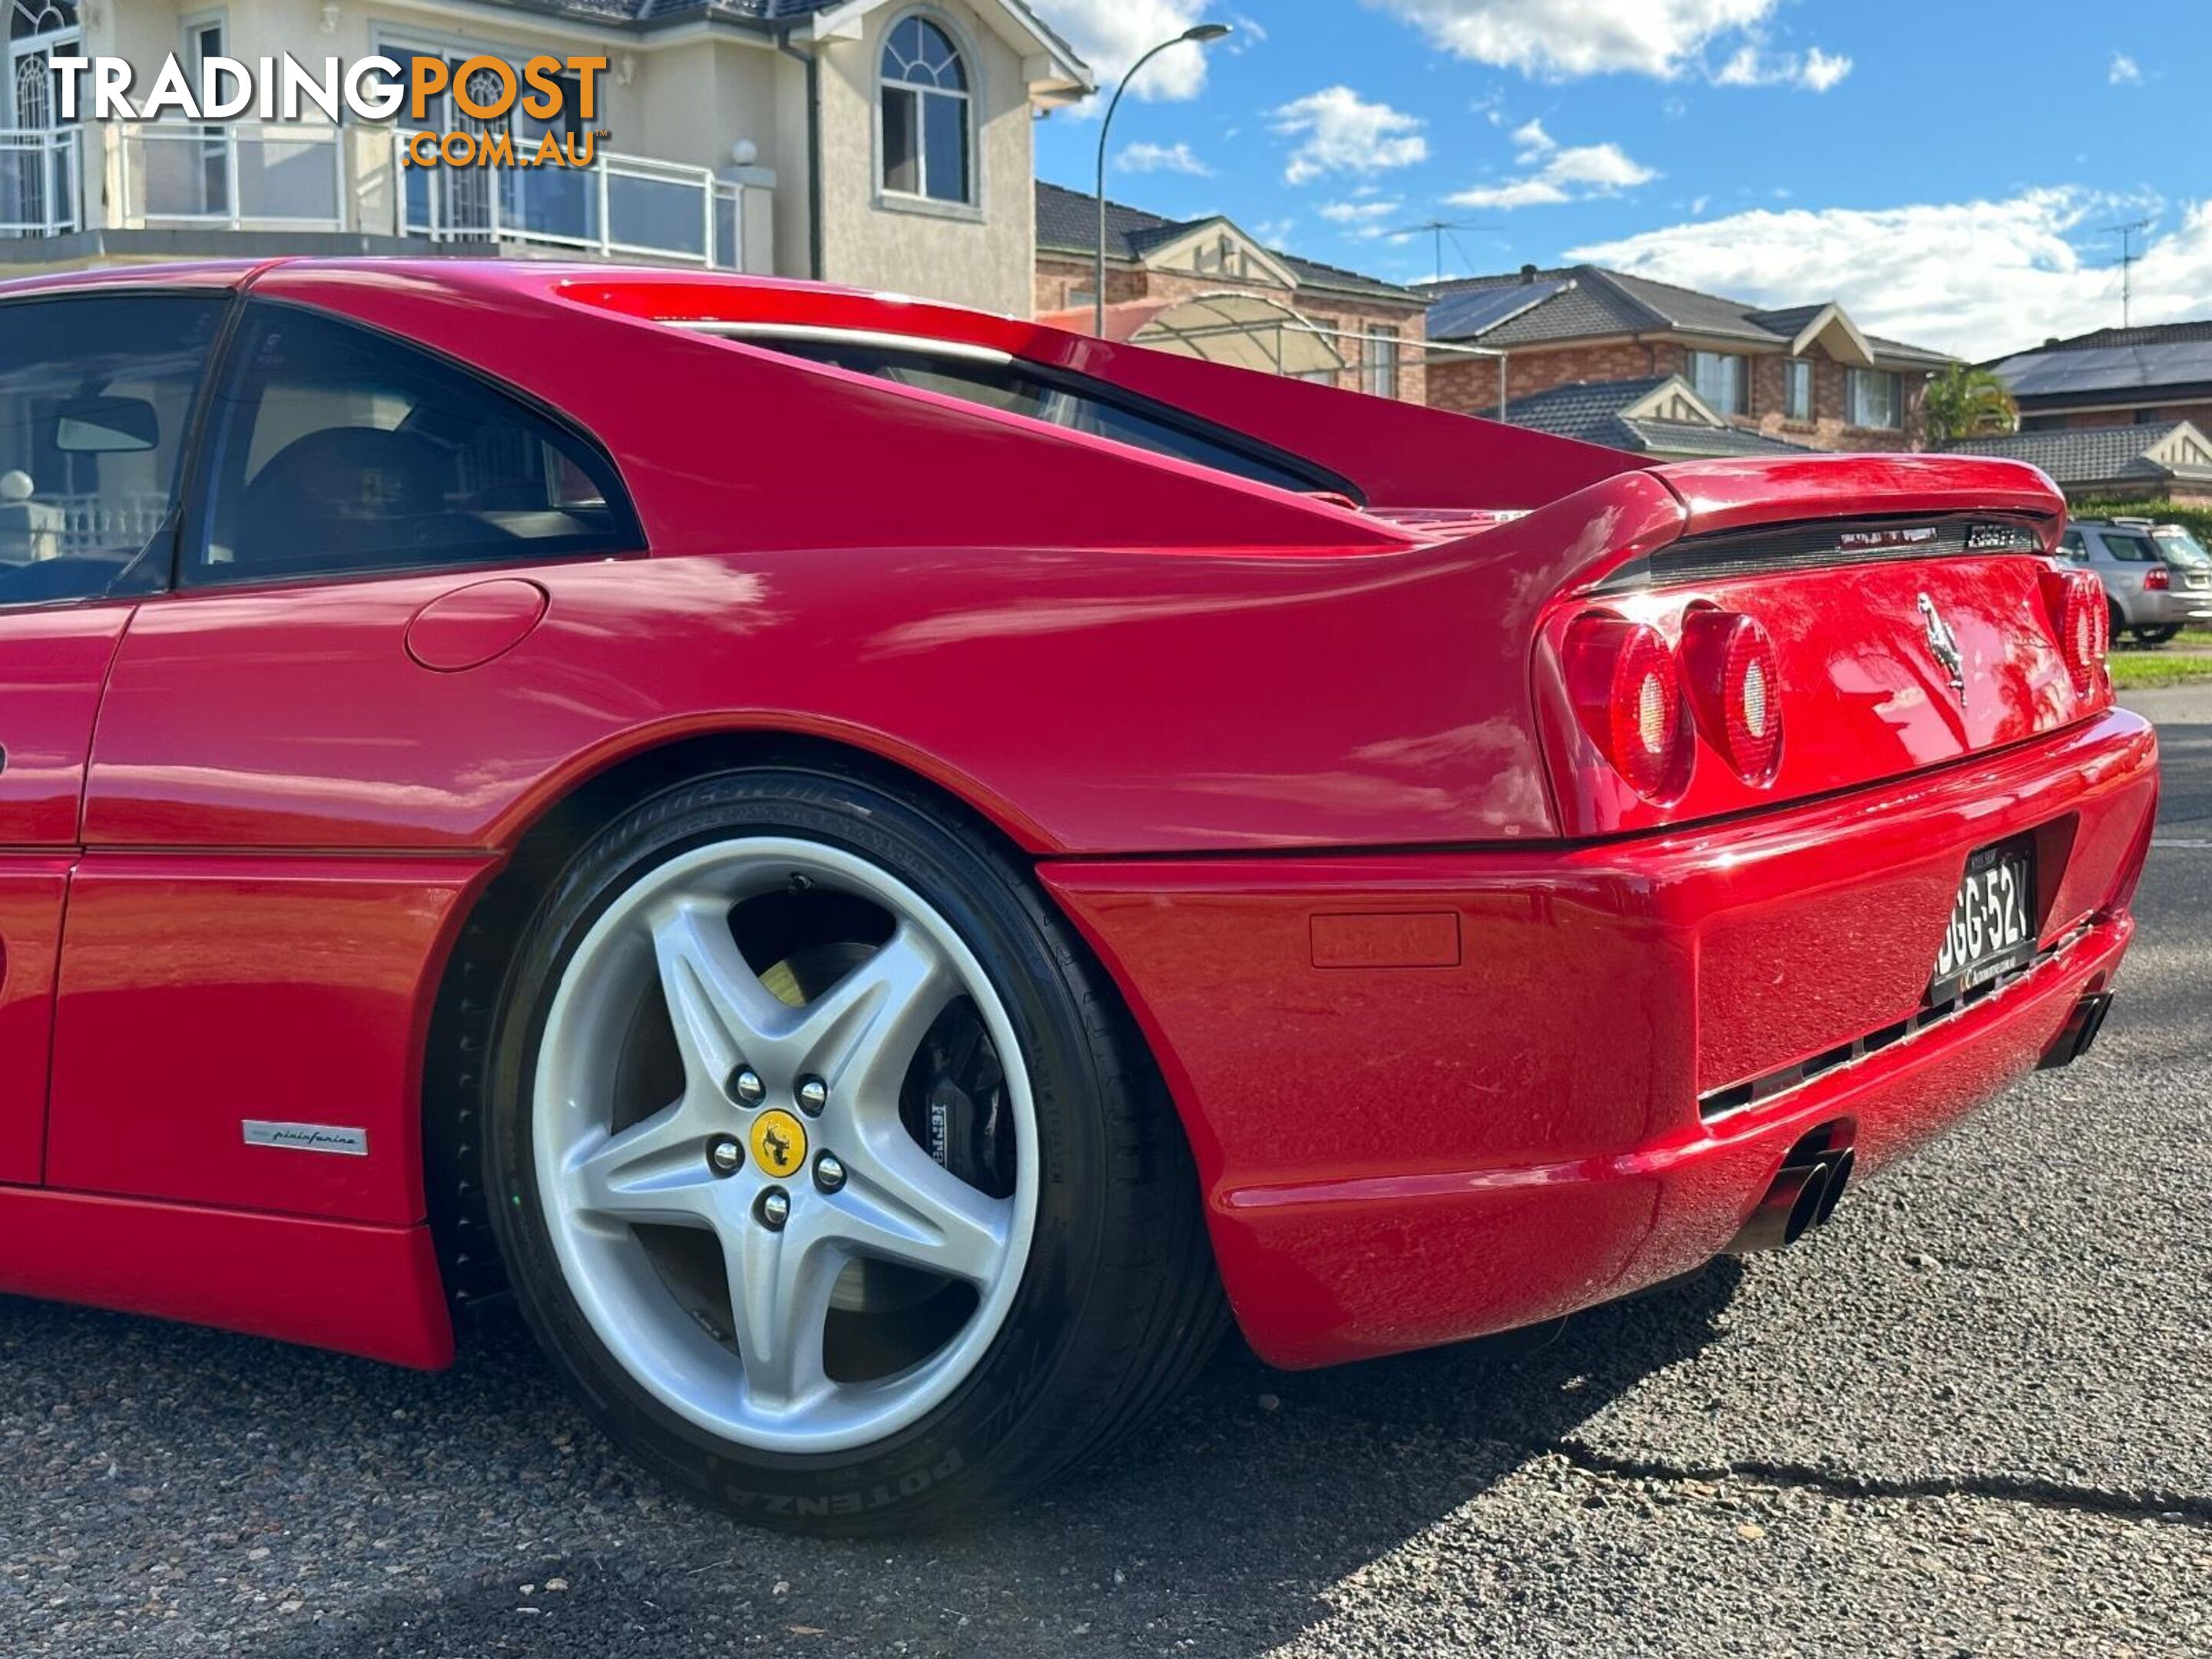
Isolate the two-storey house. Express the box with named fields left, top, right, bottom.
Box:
left=1424, top=263, right=1954, bottom=453
left=0, top=0, right=1089, bottom=317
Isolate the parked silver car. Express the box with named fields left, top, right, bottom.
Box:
left=2058, top=517, right=2212, bottom=645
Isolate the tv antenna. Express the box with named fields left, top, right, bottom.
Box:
left=2102, top=217, right=2152, bottom=327
left=1388, top=217, right=1494, bottom=282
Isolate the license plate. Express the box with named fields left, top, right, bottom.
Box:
left=1929, top=843, right=2036, bottom=1003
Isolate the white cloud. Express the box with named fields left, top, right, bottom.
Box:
left=1449, top=118, right=1657, bottom=210
left=1365, top=0, right=1775, bottom=78
left=1713, top=42, right=1853, bottom=91
left=2109, top=51, right=2143, bottom=85
left=1320, top=198, right=1402, bottom=223
left=1116, top=141, right=1211, bottom=176
left=1319, top=197, right=1406, bottom=237
left=1801, top=48, right=1853, bottom=91
left=1029, top=0, right=1214, bottom=104
left=1270, top=87, right=1429, bottom=185
left=1252, top=217, right=1297, bottom=247
left=1568, top=190, right=2212, bottom=360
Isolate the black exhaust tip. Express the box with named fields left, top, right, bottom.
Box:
left=1726, top=1124, right=1858, bottom=1255
left=2038, top=991, right=2114, bottom=1071
left=1813, top=1146, right=1855, bottom=1229
left=1727, top=1158, right=1833, bottom=1254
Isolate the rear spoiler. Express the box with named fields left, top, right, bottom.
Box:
left=1654, top=453, right=2066, bottom=540
left=1422, top=452, right=2071, bottom=606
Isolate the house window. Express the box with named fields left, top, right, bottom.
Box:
left=1688, top=350, right=1747, bottom=416
left=180, top=12, right=227, bottom=215
left=1361, top=326, right=1401, bottom=399
left=9, top=2, right=75, bottom=40
left=879, top=15, right=971, bottom=206
left=1783, top=359, right=1812, bottom=422
left=1847, top=368, right=1901, bottom=429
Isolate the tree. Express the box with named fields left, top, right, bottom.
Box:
left=1924, top=363, right=2018, bottom=444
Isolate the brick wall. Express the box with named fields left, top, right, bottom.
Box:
left=1429, top=333, right=1928, bottom=452
left=1428, top=339, right=1670, bottom=417
left=2039, top=401, right=2212, bottom=432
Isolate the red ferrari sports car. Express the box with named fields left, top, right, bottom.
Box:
left=0, top=259, right=2154, bottom=1532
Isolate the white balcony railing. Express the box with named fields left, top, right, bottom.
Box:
left=0, top=127, right=83, bottom=237
left=401, top=137, right=741, bottom=268
left=0, top=122, right=773, bottom=273
left=119, top=121, right=346, bottom=230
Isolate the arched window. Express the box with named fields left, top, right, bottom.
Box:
left=879, top=15, right=971, bottom=206
left=10, top=2, right=77, bottom=39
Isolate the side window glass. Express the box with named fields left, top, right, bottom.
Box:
left=2100, top=533, right=2157, bottom=564
left=757, top=338, right=1333, bottom=495
left=2057, top=530, right=2086, bottom=561
left=0, top=293, right=225, bottom=608
left=191, top=304, right=637, bottom=588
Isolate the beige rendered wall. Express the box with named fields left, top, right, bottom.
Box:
left=813, top=2, right=1035, bottom=316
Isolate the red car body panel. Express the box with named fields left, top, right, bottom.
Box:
left=1046, top=710, right=2154, bottom=1366
left=0, top=260, right=2158, bottom=1376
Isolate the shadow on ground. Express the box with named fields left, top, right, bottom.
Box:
left=0, top=1259, right=1744, bottom=1657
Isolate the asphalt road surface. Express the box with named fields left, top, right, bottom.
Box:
left=5, top=693, right=2209, bottom=1657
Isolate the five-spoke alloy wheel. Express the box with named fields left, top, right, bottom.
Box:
left=481, top=766, right=1224, bottom=1532
left=535, top=837, right=1038, bottom=1454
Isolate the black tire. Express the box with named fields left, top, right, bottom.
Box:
left=478, top=765, right=1224, bottom=1534
left=2131, top=625, right=2182, bottom=646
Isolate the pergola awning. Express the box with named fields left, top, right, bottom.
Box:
left=1041, top=293, right=1346, bottom=378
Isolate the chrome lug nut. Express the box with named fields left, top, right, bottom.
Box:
left=813, top=1153, right=846, bottom=1194
left=729, top=1066, right=767, bottom=1107
left=757, top=1187, right=791, bottom=1230
left=796, top=1075, right=830, bottom=1117
left=707, top=1137, right=743, bottom=1177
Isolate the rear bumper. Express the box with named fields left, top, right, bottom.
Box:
left=2130, top=590, right=2212, bottom=626
left=1043, top=708, right=2158, bottom=1369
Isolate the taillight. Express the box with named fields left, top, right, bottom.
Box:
left=2051, top=569, right=2109, bottom=694
left=2144, top=565, right=2171, bottom=591
left=1681, top=610, right=1783, bottom=783
left=1563, top=615, right=1690, bottom=800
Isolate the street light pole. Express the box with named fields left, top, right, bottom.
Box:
left=1094, top=22, right=1231, bottom=336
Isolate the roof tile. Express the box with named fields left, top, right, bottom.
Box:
left=1421, top=263, right=1952, bottom=367
left=1940, top=423, right=2211, bottom=485
left=1488, top=375, right=1812, bottom=457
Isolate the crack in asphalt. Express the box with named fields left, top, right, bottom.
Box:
left=1551, top=1440, right=2212, bottom=1527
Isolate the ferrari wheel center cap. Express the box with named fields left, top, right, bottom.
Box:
left=750, top=1109, right=808, bottom=1180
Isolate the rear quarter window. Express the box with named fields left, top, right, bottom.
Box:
left=750, top=336, right=1353, bottom=500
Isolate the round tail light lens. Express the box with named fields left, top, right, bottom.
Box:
left=1682, top=610, right=1784, bottom=783
left=2054, top=570, right=2108, bottom=694
left=1563, top=615, right=1690, bottom=801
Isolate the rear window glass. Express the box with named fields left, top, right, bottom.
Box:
left=2153, top=528, right=2210, bottom=570
left=2098, top=531, right=2160, bottom=563
left=755, top=338, right=1341, bottom=498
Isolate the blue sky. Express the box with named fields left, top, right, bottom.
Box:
left=1026, top=0, right=2210, bottom=359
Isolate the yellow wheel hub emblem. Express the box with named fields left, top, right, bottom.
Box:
left=749, top=1109, right=808, bottom=1180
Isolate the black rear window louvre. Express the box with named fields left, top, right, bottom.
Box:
left=1596, top=513, right=2049, bottom=592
